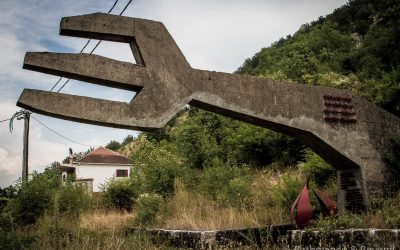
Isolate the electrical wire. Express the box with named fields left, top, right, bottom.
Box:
left=0, top=118, right=11, bottom=123
left=50, top=0, right=121, bottom=92
left=119, top=0, right=133, bottom=15
left=56, top=79, right=70, bottom=93
left=31, top=115, right=93, bottom=147
left=56, top=0, right=134, bottom=93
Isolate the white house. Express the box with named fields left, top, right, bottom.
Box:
left=59, top=147, right=133, bottom=192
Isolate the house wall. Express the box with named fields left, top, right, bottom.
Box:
left=74, top=164, right=131, bottom=192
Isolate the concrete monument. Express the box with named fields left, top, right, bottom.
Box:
left=17, top=13, right=400, bottom=211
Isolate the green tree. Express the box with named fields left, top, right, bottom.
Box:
left=105, top=140, right=121, bottom=152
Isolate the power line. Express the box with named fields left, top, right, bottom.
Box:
left=120, top=0, right=133, bottom=15
left=49, top=77, right=63, bottom=92
left=57, top=0, right=134, bottom=93
left=56, top=79, right=70, bottom=93
left=50, top=0, right=121, bottom=92
left=31, top=115, right=93, bottom=147
left=0, top=118, right=11, bottom=123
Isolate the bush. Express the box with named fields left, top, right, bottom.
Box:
left=102, top=178, right=137, bottom=211
left=217, top=177, right=253, bottom=208
left=132, top=138, right=186, bottom=197
left=272, top=171, right=303, bottom=210
left=134, top=193, right=164, bottom=226
left=313, top=212, right=364, bottom=230
left=58, top=181, right=91, bottom=217
left=199, top=164, right=252, bottom=207
left=0, top=229, right=35, bottom=250
left=9, top=168, right=60, bottom=225
left=314, top=192, right=400, bottom=230
left=303, top=150, right=335, bottom=187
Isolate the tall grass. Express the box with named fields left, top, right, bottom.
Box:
left=80, top=209, right=134, bottom=232
left=160, top=177, right=290, bottom=230
left=26, top=211, right=159, bottom=250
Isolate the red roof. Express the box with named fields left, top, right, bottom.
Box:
left=76, top=147, right=132, bottom=165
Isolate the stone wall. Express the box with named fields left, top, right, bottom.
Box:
left=126, top=226, right=399, bottom=249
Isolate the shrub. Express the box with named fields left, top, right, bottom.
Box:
left=217, top=177, right=253, bottom=208
left=303, top=150, right=335, bottom=187
left=58, top=181, right=91, bottom=217
left=132, top=138, right=186, bottom=197
left=0, top=229, right=35, bottom=250
left=313, top=193, right=400, bottom=230
left=102, top=178, right=137, bottom=211
left=314, top=212, right=364, bottom=230
left=199, top=164, right=252, bottom=207
left=272, top=171, right=303, bottom=210
left=9, top=168, right=60, bottom=225
left=134, top=193, right=164, bottom=226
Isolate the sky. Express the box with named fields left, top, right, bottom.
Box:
left=0, top=0, right=347, bottom=187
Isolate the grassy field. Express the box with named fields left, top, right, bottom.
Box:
left=3, top=166, right=400, bottom=249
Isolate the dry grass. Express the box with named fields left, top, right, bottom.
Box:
left=30, top=210, right=159, bottom=249
left=79, top=209, right=135, bottom=232
left=160, top=179, right=290, bottom=230
left=118, top=138, right=143, bottom=157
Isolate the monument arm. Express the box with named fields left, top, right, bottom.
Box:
left=23, top=52, right=147, bottom=91
left=189, top=69, right=351, bottom=135
left=17, top=89, right=166, bottom=131
left=59, top=13, right=191, bottom=70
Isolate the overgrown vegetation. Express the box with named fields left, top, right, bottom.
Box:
left=2, top=0, right=400, bottom=248
left=313, top=193, right=400, bottom=230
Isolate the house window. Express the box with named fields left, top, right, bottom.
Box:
left=116, top=169, right=128, bottom=177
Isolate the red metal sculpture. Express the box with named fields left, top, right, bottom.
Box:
left=291, top=179, right=337, bottom=229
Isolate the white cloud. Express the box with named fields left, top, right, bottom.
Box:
left=0, top=147, right=21, bottom=176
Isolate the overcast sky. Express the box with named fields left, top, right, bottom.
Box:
left=0, top=0, right=347, bottom=187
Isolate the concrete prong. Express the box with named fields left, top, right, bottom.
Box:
left=60, top=13, right=138, bottom=43
left=23, top=52, right=148, bottom=91
left=17, top=89, right=160, bottom=131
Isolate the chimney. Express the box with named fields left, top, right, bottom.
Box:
left=69, top=148, right=73, bottom=164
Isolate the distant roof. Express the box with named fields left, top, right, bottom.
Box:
left=76, top=147, right=132, bottom=165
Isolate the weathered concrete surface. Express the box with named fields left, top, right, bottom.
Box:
left=17, top=13, right=400, bottom=211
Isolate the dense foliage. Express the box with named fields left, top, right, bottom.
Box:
left=102, top=178, right=137, bottom=211
left=9, top=169, right=60, bottom=225
left=4, top=167, right=91, bottom=226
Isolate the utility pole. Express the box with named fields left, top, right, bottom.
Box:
left=22, top=111, right=30, bottom=184
left=9, top=110, right=31, bottom=184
